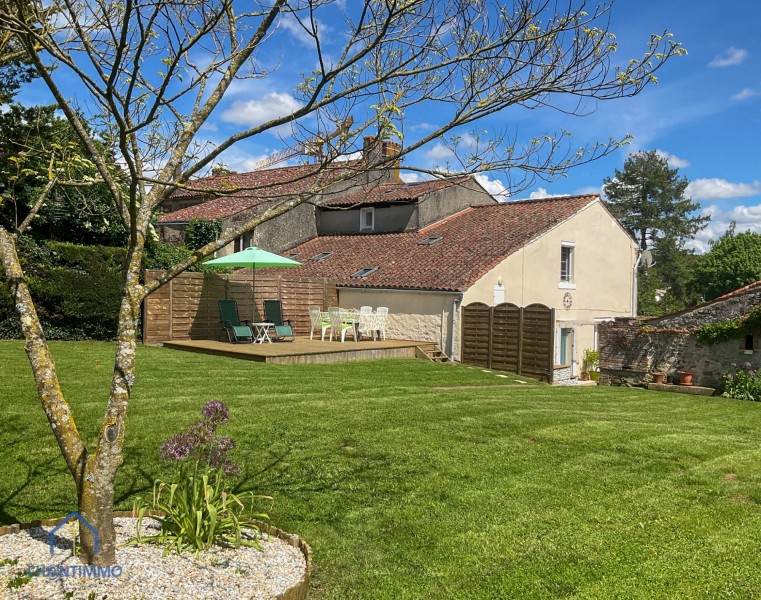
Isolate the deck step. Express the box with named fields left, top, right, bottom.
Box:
left=416, top=344, right=450, bottom=363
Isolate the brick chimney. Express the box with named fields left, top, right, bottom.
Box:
left=362, top=136, right=402, bottom=183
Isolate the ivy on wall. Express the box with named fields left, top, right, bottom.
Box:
left=695, top=306, right=761, bottom=345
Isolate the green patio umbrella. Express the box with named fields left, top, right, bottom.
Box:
left=204, top=246, right=301, bottom=322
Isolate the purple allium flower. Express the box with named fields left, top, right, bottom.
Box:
left=222, top=460, right=241, bottom=477
left=160, top=433, right=194, bottom=461
left=744, top=362, right=753, bottom=371
left=187, top=420, right=214, bottom=445
left=216, top=436, right=236, bottom=452
left=203, top=400, right=229, bottom=426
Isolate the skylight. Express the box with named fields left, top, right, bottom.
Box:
left=417, top=236, right=442, bottom=246
left=310, top=252, right=333, bottom=261
left=351, top=267, right=379, bottom=278
left=285, top=252, right=300, bottom=258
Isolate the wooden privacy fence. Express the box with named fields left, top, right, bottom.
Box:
left=143, top=270, right=338, bottom=344
left=461, top=302, right=555, bottom=382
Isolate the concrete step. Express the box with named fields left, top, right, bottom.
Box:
left=647, top=382, right=717, bottom=396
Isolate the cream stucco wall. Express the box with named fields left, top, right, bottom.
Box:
left=337, top=288, right=461, bottom=355
left=462, top=200, right=637, bottom=375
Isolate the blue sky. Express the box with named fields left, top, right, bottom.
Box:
left=19, top=1, right=761, bottom=253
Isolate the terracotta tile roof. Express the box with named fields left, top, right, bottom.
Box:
left=321, top=176, right=473, bottom=207
left=158, top=161, right=363, bottom=223
left=268, top=194, right=598, bottom=291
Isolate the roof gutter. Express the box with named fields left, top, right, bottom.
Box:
left=336, top=286, right=463, bottom=295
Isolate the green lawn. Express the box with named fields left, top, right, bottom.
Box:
left=2, top=341, right=761, bottom=598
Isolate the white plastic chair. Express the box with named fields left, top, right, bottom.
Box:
left=328, top=307, right=355, bottom=342
left=358, top=306, right=374, bottom=341
left=308, top=305, right=330, bottom=341
left=375, top=306, right=388, bottom=341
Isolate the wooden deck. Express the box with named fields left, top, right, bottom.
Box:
left=161, top=336, right=426, bottom=364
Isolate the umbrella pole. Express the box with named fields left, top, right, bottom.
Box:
left=252, top=264, right=256, bottom=323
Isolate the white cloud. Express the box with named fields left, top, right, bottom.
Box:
left=221, top=93, right=303, bottom=127
left=708, top=47, right=748, bottom=68
left=408, top=122, right=437, bottom=133
left=424, top=143, right=455, bottom=161
left=686, top=178, right=761, bottom=200
left=687, top=203, right=761, bottom=253
left=528, top=187, right=561, bottom=199
left=474, top=174, right=509, bottom=202
left=732, top=88, right=761, bottom=101
left=655, top=149, right=690, bottom=168
left=400, top=172, right=430, bottom=183
left=279, top=13, right=332, bottom=47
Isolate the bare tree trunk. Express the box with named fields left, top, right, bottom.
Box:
left=0, top=225, right=145, bottom=565
left=78, top=457, right=118, bottom=565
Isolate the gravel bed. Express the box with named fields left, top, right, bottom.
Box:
left=0, top=517, right=306, bottom=599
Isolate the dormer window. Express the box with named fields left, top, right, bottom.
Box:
left=351, top=267, right=379, bottom=278
left=417, top=236, right=442, bottom=246
left=360, top=207, right=374, bottom=232
left=310, top=252, right=333, bottom=261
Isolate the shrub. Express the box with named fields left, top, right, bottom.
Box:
left=184, top=218, right=222, bottom=251
left=0, top=237, right=125, bottom=340
left=722, top=363, right=761, bottom=402
left=132, top=401, right=271, bottom=556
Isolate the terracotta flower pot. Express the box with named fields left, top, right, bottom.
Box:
left=678, top=371, right=694, bottom=386
left=652, top=372, right=666, bottom=384
left=580, top=372, right=589, bottom=381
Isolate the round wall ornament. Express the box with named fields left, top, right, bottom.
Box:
left=563, top=292, right=573, bottom=310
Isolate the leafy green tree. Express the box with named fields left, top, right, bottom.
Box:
left=603, top=150, right=708, bottom=251
left=0, top=104, right=127, bottom=246
left=692, top=226, right=761, bottom=301
left=184, top=219, right=223, bottom=251
left=636, top=236, right=701, bottom=316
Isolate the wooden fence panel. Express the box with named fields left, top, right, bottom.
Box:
left=520, top=304, right=554, bottom=383
left=461, top=302, right=553, bottom=382
left=142, top=270, right=338, bottom=343
left=461, top=302, right=491, bottom=367
left=490, top=303, right=521, bottom=373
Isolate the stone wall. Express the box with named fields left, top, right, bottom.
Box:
left=599, top=285, right=761, bottom=388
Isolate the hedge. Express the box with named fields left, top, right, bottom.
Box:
left=0, top=238, right=126, bottom=340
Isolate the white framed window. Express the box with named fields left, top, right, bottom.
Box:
left=559, top=241, right=575, bottom=289
left=360, top=207, right=375, bottom=232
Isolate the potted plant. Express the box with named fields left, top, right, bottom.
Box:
left=583, top=349, right=600, bottom=382
left=651, top=371, right=666, bottom=384
left=678, top=371, right=694, bottom=386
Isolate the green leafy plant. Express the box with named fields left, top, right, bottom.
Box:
left=132, top=400, right=271, bottom=556
left=582, top=349, right=600, bottom=372
left=6, top=571, right=31, bottom=589
left=184, top=218, right=222, bottom=251
left=722, top=363, right=761, bottom=402
left=696, top=306, right=761, bottom=345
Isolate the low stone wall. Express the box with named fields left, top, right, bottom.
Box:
left=599, top=285, right=761, bottom=388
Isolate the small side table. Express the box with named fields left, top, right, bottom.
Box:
left=251, top=322, right=274, bottom=344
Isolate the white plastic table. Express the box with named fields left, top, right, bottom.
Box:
left=251, top=322, right=274, bottom=343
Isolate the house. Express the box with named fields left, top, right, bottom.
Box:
left=158, top=138, right=637, bottom=374
left=599, top=280, right=761, bottom=388
left=273, top=194, right=637, bottom=371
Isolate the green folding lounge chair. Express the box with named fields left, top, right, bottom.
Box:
left=219, top=300, right=254, bottom=343
left=263, top=300, right=295, bottom=341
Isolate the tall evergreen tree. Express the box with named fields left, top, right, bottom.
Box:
left=603, top=150, right=708, bottom=251
left=603, top=150, right=708, bottom=314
